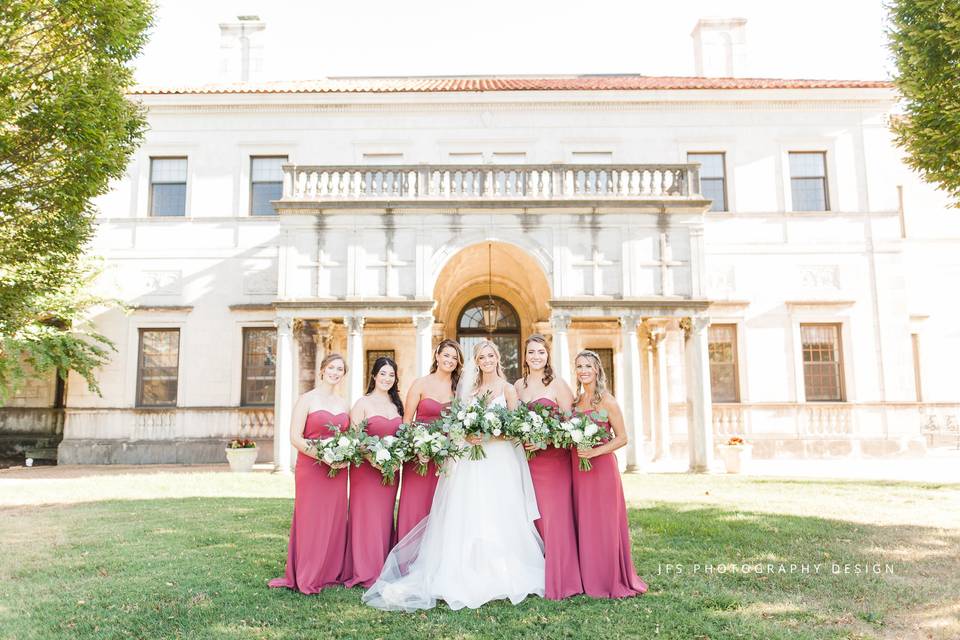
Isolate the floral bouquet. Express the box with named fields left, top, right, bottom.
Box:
left=437, top=394, right=502, bottom=461
left=553, top=411, right=611, bottom=471
left=358, top=424, right=407, bottom=485
left=307, top=426, right=365, bottom=478
left=396, top=421, right=462, bottom=476
left=501, top=402, right=558, bottom=460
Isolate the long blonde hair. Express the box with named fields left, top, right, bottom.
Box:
left=574, top=349, right=608, bottom=408
left=472, top=339, right=505, bottom=394
left=521, top=334, right=554, bottom=388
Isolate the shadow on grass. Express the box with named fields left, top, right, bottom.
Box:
left=1, top=498, right=958, bottom=640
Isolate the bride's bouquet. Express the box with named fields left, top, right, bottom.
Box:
left=307, top=427, right=365, bottom=477
left=501, top=402, right=558, bottom=460
left=357, top=423, right=407, bottom=485
left=396, top=421, right=463, bottom=476
left=552, top=411, right=611, bottom=471
left=437, top=394, right=503, bottom=461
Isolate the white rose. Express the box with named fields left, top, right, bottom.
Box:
left=464, top=414, right=477, bottom=426
left=382, top=436, right=396, bottom=447
left=375, top=448, right=391, bottom=463
left=520, top=423, right=531, bottom=433
left=570, top=429, right=584, bottom=443
left=337, top=436, right=351, bottom=447
left=584, top=423, right=598, bottom=437
left=457, top=411, right=467, bottom=420
left=560, top=421, right=574, bottom=431
left=492, top=428, right=502, bottom=437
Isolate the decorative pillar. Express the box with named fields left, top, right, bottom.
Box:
left=414, top=313, right=434, bottom=376
left=619, top=313, right=644, bottom=473
left=550, top=312, right=572, bottom=383
left=345, top=315, right=365, bottom=404
left=273, top=316, right=297, bottom=474
left=683, top=316, right=714, bottom=472
left=650, top=324, right=672, bottom=460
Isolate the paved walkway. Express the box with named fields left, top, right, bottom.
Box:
left=1, top=450, right=958, bottom=483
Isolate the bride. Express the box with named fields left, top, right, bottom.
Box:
left=362, top=339, right=546, bottom=611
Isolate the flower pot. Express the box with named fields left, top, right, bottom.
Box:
left=718, top=444, right=752, bottom=474
left=225, top=447, right=258, bottom=472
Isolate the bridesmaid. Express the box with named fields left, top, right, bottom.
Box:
left=513, top=334, right=584, bottom=600
left=269, top=353, right=351, bottom=594
left=342, top=356, right=404, bottom=588
left=395, top=338, right=463, bottom=542
left=570, top=349, right=648, bottom=598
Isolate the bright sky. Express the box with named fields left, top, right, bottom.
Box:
left=134, top=0, right=893, bottom=86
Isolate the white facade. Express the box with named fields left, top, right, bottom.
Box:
left=8, top=74, right=956, bottom=470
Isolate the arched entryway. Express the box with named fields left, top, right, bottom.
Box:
left=457, top=295, right=522, bottom=381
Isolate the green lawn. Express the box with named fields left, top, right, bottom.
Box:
left=1, top=470, right=958, bottom=640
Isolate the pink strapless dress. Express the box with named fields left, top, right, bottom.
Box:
left=342, top=415, right=402, bottom=588
left=269, top=410, right=349, bottom=594
left=570, top=412, right=647, bottom=598
left=395, top=397, right=447, bottom=542
left=527, top=397, right=584, bottom=599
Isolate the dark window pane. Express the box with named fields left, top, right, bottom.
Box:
left=242, top=328, right=277, bottom=405
left=251, top=182, right=282, bottom=215
left=701, top=178, right=726, bottom=212
left=138, top=329, right=180, bottom=406
left=801, top=324, right=843, bottom=401
left=708, top=324, right=738, bottom=402
left=151, top=183, right=186, bottom=216
left=586, top=347, right=615, bottom=394
left=688, top=153, right=726, bottom=211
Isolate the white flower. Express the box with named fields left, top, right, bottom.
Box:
left=560, top=421, right=574, bottom=431
left=520, top=423, right=531, bottom=433
left=570, top=416, right=582, bottom=426
left=457, top=411, right=467, bottom=420
left=382, top=435, right=396, bottom=447
left=375, top=448, right=392, bottom=463
left=337, top=436, right=351, bottom=447
left=492, top=428, right=502, bottom=437
left=531, top=414, right=543, bottom=427
left=570, top=429, right=584, bottom=443
left=584, top=423, right=598, bottom=437
left=464, top=414, right=477, bottom=426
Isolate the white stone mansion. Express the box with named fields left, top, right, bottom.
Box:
left=5, top=20, right=960, bottom=473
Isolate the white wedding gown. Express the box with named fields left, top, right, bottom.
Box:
left=362, top=394, right=545, bottom=611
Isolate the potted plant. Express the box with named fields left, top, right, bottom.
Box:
left=226, top=438, right=258, bottom=472
left=718, top=435, right=752, bottom=474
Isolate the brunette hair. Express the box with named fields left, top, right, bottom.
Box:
left=430, top=338, right=464, bottom=394
left=365, top=356, right=404, bottom=416
left=521, top=334, right=554, bottom=388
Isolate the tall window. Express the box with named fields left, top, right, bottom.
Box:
left=789, top=152, right=829, bottom=211
left=149, top=157, right=187, bottom=216
left=585, top=347, right=615, bottom=394
left=250, top=156, right=286, bottom=216
left=242, top=328, right=277, bottom=406
left=457, top=297, right=521, bottom=381
left=365, top=350, right=396, bottom=389
left=801, top=324, right=844, bottom=401
left=137, top=329, right=180, bottom=406
left=911, top=333, right=923, bottom=402
left=688, top=152, right=727, bottom=212
left=708, top=324, right=739, bottom=402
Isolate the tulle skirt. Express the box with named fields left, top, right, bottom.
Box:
left=362, top=439, right=545, bottom=611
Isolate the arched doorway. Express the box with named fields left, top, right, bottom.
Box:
left=457, top=296, right=522, bottom=381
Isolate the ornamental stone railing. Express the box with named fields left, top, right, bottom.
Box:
left=276, top=163, right=706, bottom=209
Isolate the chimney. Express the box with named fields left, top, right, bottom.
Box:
left=691, top=18, right=747, bottom=78
left=219, top=15, right=266, bottom=82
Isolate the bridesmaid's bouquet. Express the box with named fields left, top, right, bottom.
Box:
left=553, top=411, right=611, bottom=471
left=501, top=402, right=557, bottom=460
left=396, top=421, right=462, bottom=476
left=308, top=428, right=365, bottom=477
left=358, top=425, right=407, bottom=485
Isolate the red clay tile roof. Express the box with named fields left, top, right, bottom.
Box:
left=131, top=75, right=893, bottom=95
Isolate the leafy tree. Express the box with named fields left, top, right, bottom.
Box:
left=888, top=0, right=960, bottom=205
left=0, top=0, right=152, bottom=401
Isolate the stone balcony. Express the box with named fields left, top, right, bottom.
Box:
left=275, top=163, right=711, bottom=212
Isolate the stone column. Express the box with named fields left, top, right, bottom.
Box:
left=550, top=312, right=572, bottom=384
left=683, top=316, right=714, bottom=472
left=273, top=316, right=297, bottom=474
left=345, top=315, right=365, bottom=404
left=414, top=313, right=434, bottom=376
left=619, top=313, right=644, bottom=473
left=650, top=324, right=672, bottom=460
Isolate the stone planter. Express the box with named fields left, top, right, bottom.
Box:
left=225, top=446, right=258, bottom=472
left=719, top=444, right=752, bottom=474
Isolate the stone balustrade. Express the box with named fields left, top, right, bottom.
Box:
left=277, top=163, right=704, bottom=209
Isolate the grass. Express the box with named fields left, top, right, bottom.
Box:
left=1, top=469, right=958, bottom=640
